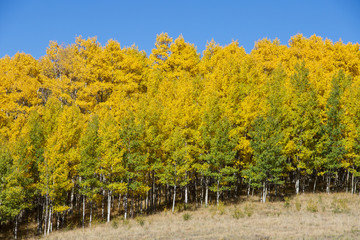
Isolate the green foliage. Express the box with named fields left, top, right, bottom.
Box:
left=182, top=213, right=192, bottom=221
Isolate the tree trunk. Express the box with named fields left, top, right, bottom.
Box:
left=247, top=179, right=251, bottom=197
left=216, top=179, right=220, bottom=206
left=346, top=169, right=350, bottom=193
left=124, top=190, right=128, bottom=220
left=205, top=177, right=209, bottom=207
left=44, top=195, right=48, bottom=236
left=172, top=184, right=176, bottom=213
left=47, top=206, right=52, bottom=235
left=89, top=201, right=92, bottom=228
left=107, top=190, right=112, bottom=222
left=37, top=198, right=42, bottom=234
left=185, top=184, right=188, bottom=206
left=295, top=170, right=300, bottom=195
left=14, top=215, right=18, bottom=240
left=351, top=174, right=354, bottom=194
left=82, top=195, right=85, bottom=228
left=313, top=174, right=317, bottom=193
left=102, top=190, right=105, bottom=220
left=262, top=181, right=267, bottom=203
left=326, top=174, right=331, bottom=194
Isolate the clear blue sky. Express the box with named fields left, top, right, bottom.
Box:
left=0, top=0, right=359, bottom=59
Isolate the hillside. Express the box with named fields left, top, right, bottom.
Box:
left=9, top=193, right=360, bottom=240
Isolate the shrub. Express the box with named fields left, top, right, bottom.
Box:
left=232, top=207, right=245, bottom=219
left=112, top=219, right=119, bottom=229
left=217, top=201, right=225, bottom=215
left=331, top=198, right=349, bottom=214
left=136, top=217, right=145, bottom=226
left=306, top=199, right=318, bottom=213
left=244, top=204, right=254, bottom=217
left=284, top=197, right=291, bottom=208
left=295, top=198, right=301, bottom=211
left=183, top=213, right=192, bottom=221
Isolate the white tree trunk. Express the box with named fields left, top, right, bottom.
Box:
left=124, top=191, right=128, bottom=220
left=295, top=178, right=300, bottom=195
left=89, top=201, right=92, bottom=228
left=82, top=195, right=85, bottom=228
left=205, top=177, right=209, bottom=207
left=107, top=190, right=112, bottom=222
left=185, top=184, right=188, bottom=206
left=44, top=196, right=48, bottom=236
left=262, top=182, right=267, bottom=203
left=216, top=179, right=220, bottom=206
left=172, top=185, right=176, bottom=213
left=47, top=206, right=52, bottom=235
left=14, top=215, right=18, bottom=240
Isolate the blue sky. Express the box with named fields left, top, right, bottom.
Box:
left=0, top=0, right=359, bottom=59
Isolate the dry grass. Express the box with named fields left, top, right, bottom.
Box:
left=17, top=193, right=360, bottom=239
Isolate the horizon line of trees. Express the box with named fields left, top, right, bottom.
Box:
left=1, top=33, right=360, bottom=239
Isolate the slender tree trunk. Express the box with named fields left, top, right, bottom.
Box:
left=326, top=174, right=331, bottom=194
left=14, top=215, right=18, bottom=240
left=89, top=201, right=92, bottom=228
left=201, top=176, right=204, bottom=206
left=57, top=212, right=60, bottom=230
left=44, top=195, right=48, bottom=236
left=247, top=179, right=251, bottom=197
left=102, top=190, right=105, bottom=220
left=158, top=186, right=161, bottom=207
left=82, top=195, right=85, bottom=228
left=313, top=174, right=317, bottom=193
left=352, top=173, right=355, bottom=194
left=346, top=169, right=350, bottom=193
left=205, top=177, right=209, bottom=207
left=37, top=198, right=42, bottom=234
left=145, top=191, right=149, bottom=212
left=70, top=186, right=74, bottom=211
left=118, top=194, right=121, bottom=213
left=107, top=190, right=112, bottom=222
left=216, top=179, right=220, bottom=206
left=295, top=170, right=300, bottom=195
left=47, top=206, right=52, bottom=235
left=194, top=176, right=198, bottom=207
left=172, top=184, right=176, bottom=213
left=185, top=184, right=188, bottom=206
left=262, top=181, right=267, bottom=203
left=124, top=188, right=129, bottom=220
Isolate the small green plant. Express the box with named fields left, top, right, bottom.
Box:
left=295, top=198, right=301, bottom=211
left=122, top=219, right=130, bottom=226
left=232, top=207, right=245, bottom=219
left=284, top=197, right=291, bottom=208
left=183, top=213, right=192, bottom=221
left=331, top=198, right=349, bottom=214
left=112, top=219, right=119, bottom=229
left=244, top=204, right=254, bottom=217
left=136, top=217, right=145, bottom=226
left=217, top=201, right=225, bottom=215
left=306, top=199, right=318, bottom=212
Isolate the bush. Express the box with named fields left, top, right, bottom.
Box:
left=232, top=207, right=245, bottom=219
left=244, top=204, right=254, bottom=217
left=136, top=217, right=145, bottom=226
left=183, top=213, right=192, bottom=221
left=306, top=199, right=318, bottom=213
left=331, top=198, right=349, bottom=214
left=284, top=197, right=291, bottom=208
left=295, top=198, right=301, bottom=211
left=217, top=201, right=225, bottom=215
left=112, top=219, right=119, bottom=229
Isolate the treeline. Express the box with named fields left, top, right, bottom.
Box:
left=1, top=33, right=360, bottom=238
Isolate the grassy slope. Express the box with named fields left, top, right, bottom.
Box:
left=12, top=193, right=360, bottom=239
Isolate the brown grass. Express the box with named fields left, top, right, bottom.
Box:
left=19, top=193, right=360, bottom=239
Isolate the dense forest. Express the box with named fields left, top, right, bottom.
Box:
left=1, top=33, right=360, bottom=238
